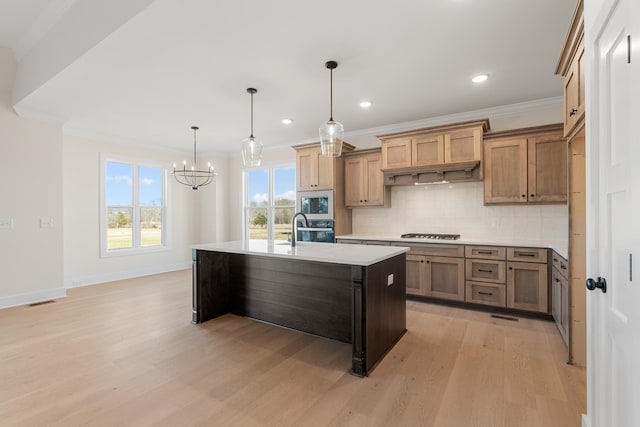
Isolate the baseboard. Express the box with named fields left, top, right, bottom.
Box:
left=582, top=414, right=591, bottom=427
left=0, top=287, right=67, bottom=310
left=64, top=262, right=191, bottom=288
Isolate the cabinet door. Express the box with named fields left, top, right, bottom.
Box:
left=381, top=138, right=411, bottom=169
left=406, top=254, right=427, bottom=296
left=444, top=127, right=482, bottom=163
left=425, top=256, right=465, bottom=301
left=363, top=152, right=384, bottom=205
left=296, top=148, right=317, bottom=190
left=564, top=41, right=585, bottom=136
left=527, top=136, right=567, bottom=203
left=316, top=151, right=335, bottom=190
left=552, top=268, right=569, bottom=345
left=344, top=157, right=363, bottom=207
left=412, top=134, right=444, bottom=166
left=484, top=139, right=528, bottom=204
left=507, top=261, right=548, bottom=312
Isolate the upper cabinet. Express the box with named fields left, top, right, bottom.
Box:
left=378, top=120, right=489, bottom=185
left=379, top=120, right=488, bottom=170
left=555, top=0, right=585, bottom=138
left=344, top=149, right=389, bottom=207
left=484, top=124, right=567, bottom=204
left=294, top=143, right=354, bottom=191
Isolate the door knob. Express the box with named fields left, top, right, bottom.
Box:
left=586, top=277, right=607, bottom=293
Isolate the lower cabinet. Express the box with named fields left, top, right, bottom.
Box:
left=551, top=251, right=570, bottom=346
left=507, top=261, right=548, bottom=312
left=465, top=281, right=506, bottom=307
left=405, top=254, right=464, bottom=301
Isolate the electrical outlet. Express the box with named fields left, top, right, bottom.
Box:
left=40, top=218, right=54, bottom=229
left=387, top=274, right=394, bottom=286
left=0, top=218, right=14, bottom=230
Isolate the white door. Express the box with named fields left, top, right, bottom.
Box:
left=587, top=0, right=640, bottom=426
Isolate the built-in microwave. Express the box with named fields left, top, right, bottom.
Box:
left=297, top=190, right=334, bottom=220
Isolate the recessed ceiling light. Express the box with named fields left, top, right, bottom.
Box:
left=359, top=101, right=372, bottom=108
left=472, top=74, right=489, bottom=83
left=281, top=118, right=293, bottom=124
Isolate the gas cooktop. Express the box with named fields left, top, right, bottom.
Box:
left=400, top=233, right=461, bottom=240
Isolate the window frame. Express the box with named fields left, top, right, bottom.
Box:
left=100, top=153, right=170, bottom=257
left=243, top=162, right=296, bottom=241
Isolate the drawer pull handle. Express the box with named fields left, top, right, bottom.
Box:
left=478, top=251, right=493, bottom=255
left=555, top=278, right=560, bottom=283
left=478, top=291, right=493, bottom=296
left=553, top=257, right=558, bottom=262
left=478, top=269, right=493, bottom=273
left=516, top=252, right=536, bottom=257
left=561, top=265, right=567, bottom=270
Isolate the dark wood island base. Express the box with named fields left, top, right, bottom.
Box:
left=193, top=249, right=407, bottom=377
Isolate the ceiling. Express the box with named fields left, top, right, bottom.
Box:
left=1, top=0, right=576, bottom=154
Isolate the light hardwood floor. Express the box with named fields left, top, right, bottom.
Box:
left=0, top=270, right=585, bottom=426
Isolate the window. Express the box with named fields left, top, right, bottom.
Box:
left=245, top=166, right=296, bottom=240
left=101, top=156, right=167, bottom=256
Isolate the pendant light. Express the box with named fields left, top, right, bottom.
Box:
left=319, top=60, right=344, bottom=157
left=172, top=126, right=215, bottom=190
left=241, top=88, right=263, bottom=167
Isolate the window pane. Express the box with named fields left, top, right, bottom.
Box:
left=274, top=207, right=293, bottom=241
left=139, top=166, right=162, bottom=206
left=106, top=162, right=132, bottom=205
left=140, top=207, right=162, bottom=247
left=107, top=207, right=133, bottom=249
left=247, top=208, right=268, bottom=240
left=274, top=167, right=296, bottom=206
left=139, top=166, right=163, bottom=247
left=247, top=169, right=269, bottom=207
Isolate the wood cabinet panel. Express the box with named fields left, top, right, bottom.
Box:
left=381, top=138, right=412, bottom=169
left=412, top=134, right=444, bottom=166
left=397, top=243, right=464, bottom=258
left=316, top=153, right=335, bottom=190
left=426, top=256, right=465, bottom=301
left=297, top=147, right=317, bottom=190
left=564, top=40, right=585, bottom=136
left=465, top=245, right=506, bottom=260
left=465, top=259, right=506, bottom=283
left=507, top=261, right=548, bottom=312
left=483, top=138, right=528, bottom=204
left=552, top=266, right=569, bottom=345
left=406, top=254, right=427, bottom=296
left=445, top=127, right=482, bottom=163
left=507, top=247, right=548, bottom=263
left=527, top=136, right=567, bottom=203
left=344, top=150, right=387, bottom=207
left=465, top=281, right=506, bottom=307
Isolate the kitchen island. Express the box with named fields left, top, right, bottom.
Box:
left=192, top=240, right=409, bottom=377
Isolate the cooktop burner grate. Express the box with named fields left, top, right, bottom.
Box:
left=400, top=233, right=461, bottom=240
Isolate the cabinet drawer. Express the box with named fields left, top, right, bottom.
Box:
left=364, top=240, right=391, bottom=246
left=507, top=247, right=548, bottom=263
left=337, top=239, right=363, bottom=245
left=465, top=259, right=506, bottom=283
left=465, top=281, right=506, bottom=307
left=465, top=246, right=506, bottom=260
left=551, top=251, right=569, bottom=279
left=395, top=243, right=464, bottom=258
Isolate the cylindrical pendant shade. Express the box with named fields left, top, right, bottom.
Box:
left=319, top=119, right=344, bottom=156
left=241, top=136, right=263, bottom=167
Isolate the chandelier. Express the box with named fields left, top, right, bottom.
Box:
left=173, top=126, right=215, bottom=190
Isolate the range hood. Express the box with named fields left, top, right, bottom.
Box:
left=383, top=160, right=481, bottom=186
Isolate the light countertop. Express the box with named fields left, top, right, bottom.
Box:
left=193, top=240, right=410, bottom=266
left=335, top=234, right=568, bottom=259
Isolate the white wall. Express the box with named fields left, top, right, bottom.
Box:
left=62, top=133, right=226, bottom=287
left=0, top=47, right=65, bottom=308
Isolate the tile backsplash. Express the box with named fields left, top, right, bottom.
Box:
left=351, top=181, right=568, bottom=241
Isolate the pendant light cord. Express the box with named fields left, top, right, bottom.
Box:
left=193, top=127, right=198, bottom=167
left=250, top=91, right=254, bottom=138
left=329, top=68, right=334, bottom=121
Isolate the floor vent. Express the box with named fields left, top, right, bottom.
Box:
left=490, top=314, right=519, bottom=322
left=28, top=300, right=55, bottom=307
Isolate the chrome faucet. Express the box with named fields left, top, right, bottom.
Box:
left=291, top=212, right=308, bottom=247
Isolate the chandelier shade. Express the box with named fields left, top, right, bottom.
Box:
left=241, top=88, right=263, bottom=167
left=319, top=60, right=344, bottom=157
left=172, top=126, right=215, bottom=190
